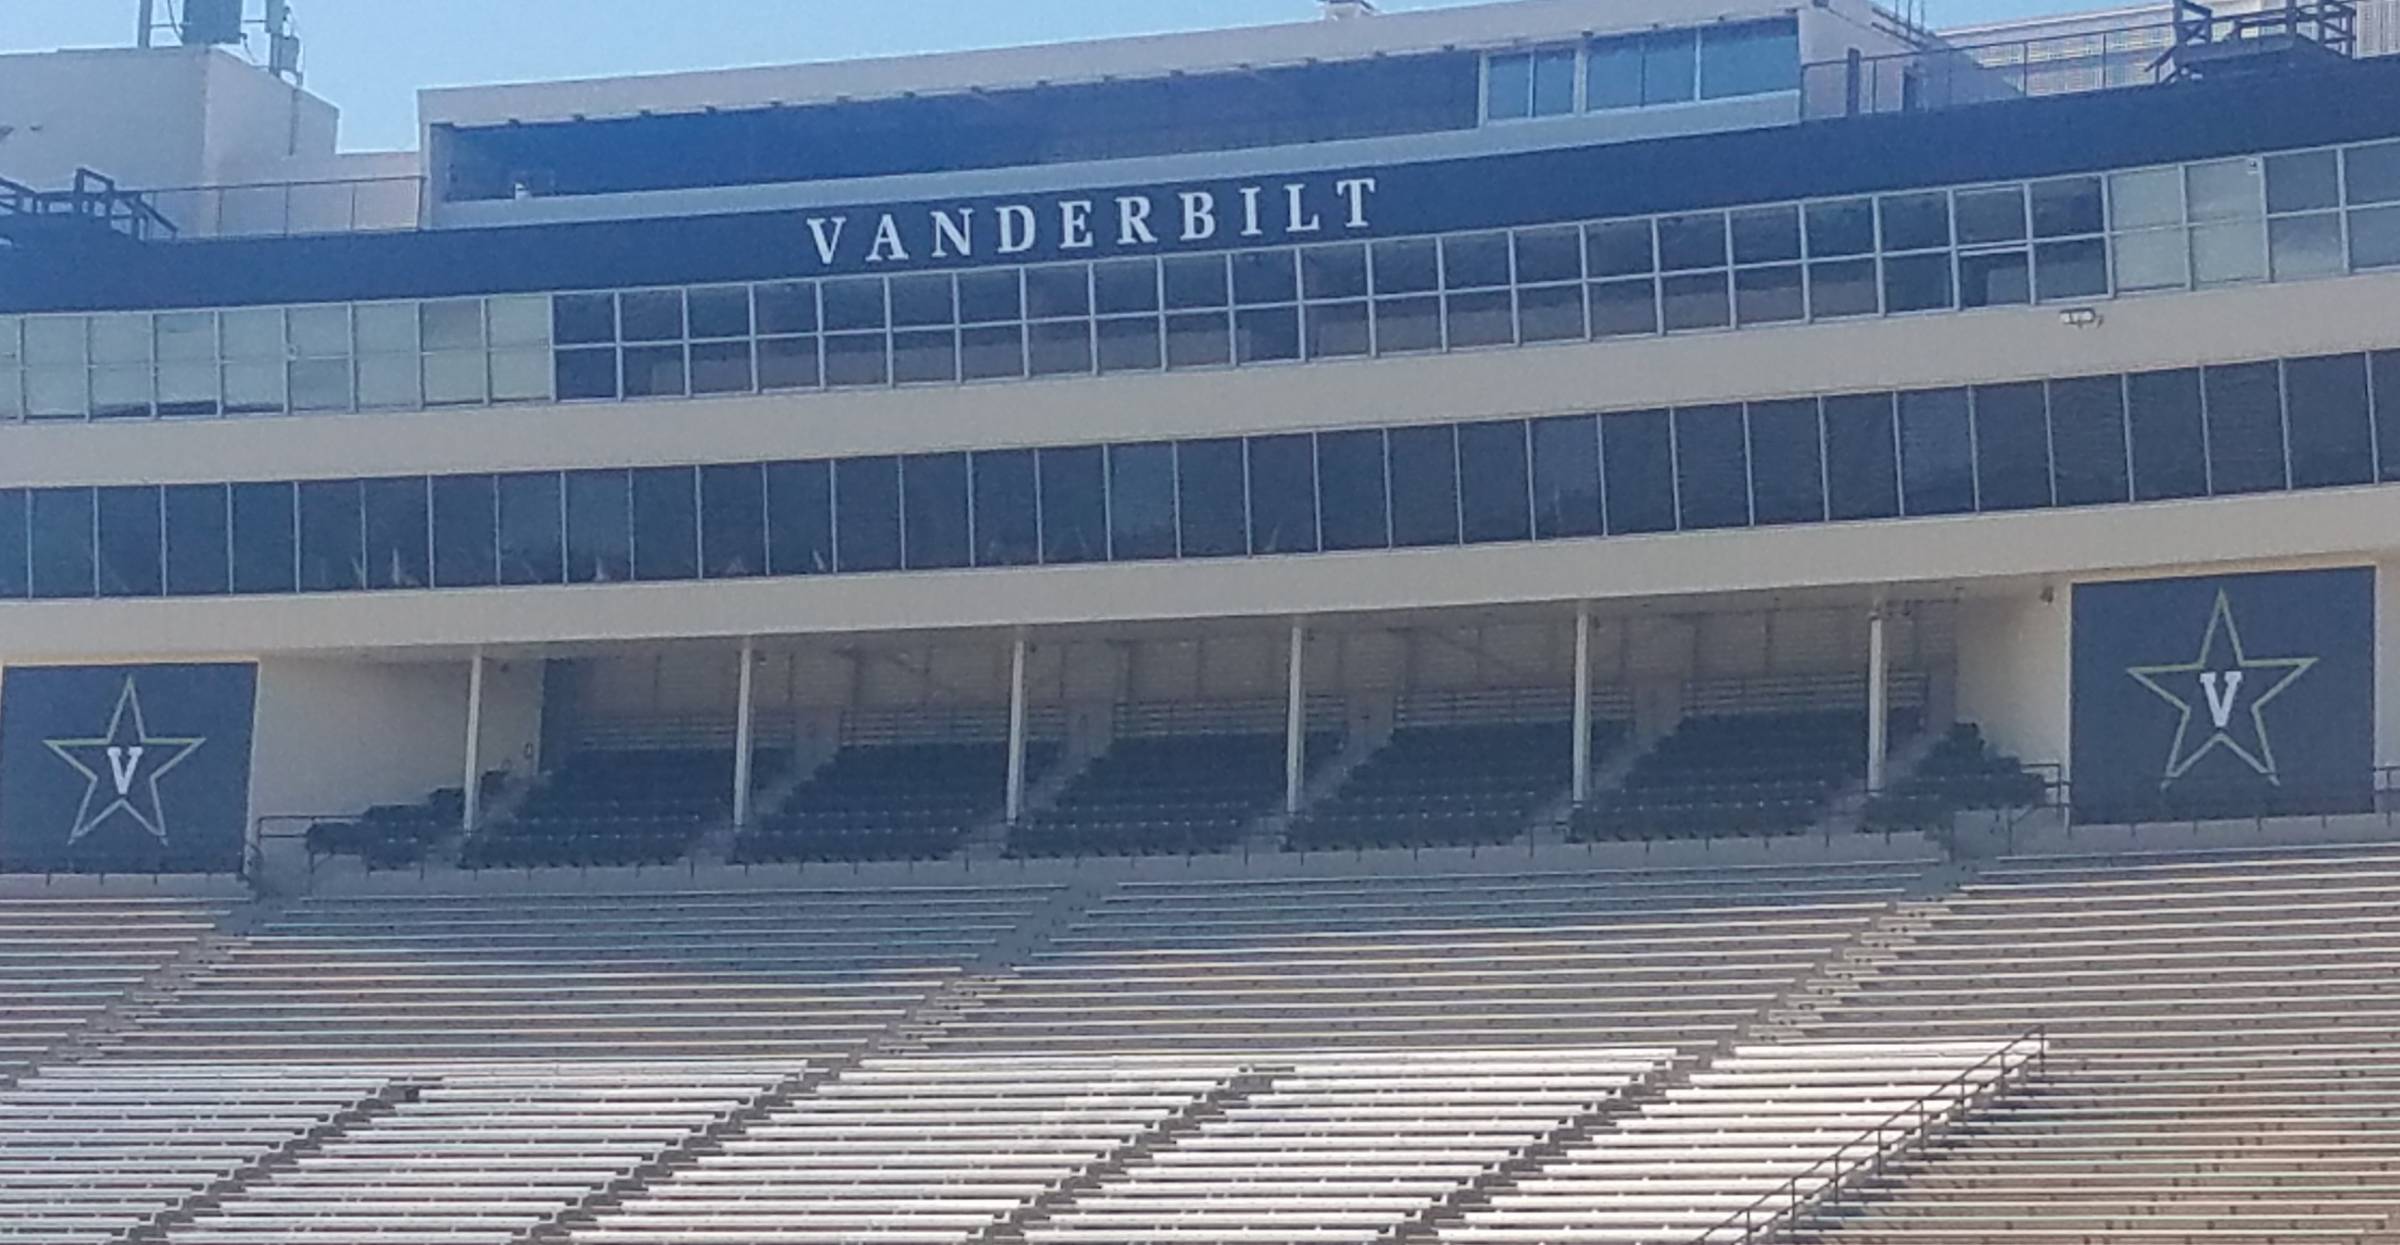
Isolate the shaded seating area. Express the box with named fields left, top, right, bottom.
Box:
left=1862, top=723, right=2048, bottom=832
left=461, top=749, right=742, bottom=869
left=1286, top=719, right=1620, bottom=851
left=1570, top=710, right=1866, bottom=841
left=301, top=775, right=501, bottom=870
left=1008, top=731, right=1335, bottom=857
left=735, top=740, right=1056, bottom=863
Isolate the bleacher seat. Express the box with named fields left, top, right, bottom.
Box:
left=1571, top=711, right=1866, bottom=841
left=735, top=740, right=1056, bottom=863
left=0, top=897, right=231, bottom=1074
left=1286, top=719, right=1621, bottom=851
left=1862, top=724, right=2047, bottom=833
left=462, top=750, right=751, bottom=869
left=1008, top=731, right=1336, bottom=857
left=302, top=774, right=502, bottom=870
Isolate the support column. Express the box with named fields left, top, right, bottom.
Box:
left=733, top=636, right=758, bottom=829
left=1005, top=632, right=1029, bottom=824
left=1572, top=601, right=1593, bottom=804
left=1867, top=605, right=1890, bottom=793
left=462, top=648, right=486, bottom=832
left=1285, top=620, right=1307, bottom=816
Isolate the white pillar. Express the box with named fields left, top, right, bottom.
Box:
left=733, top=636, right=758, bottom=828
left=1005, top=632, right=1029, bottom=824
left=1572, top=601, right=1593, bottom=803
left=1285, top=620, right=1307, bottom=816
left=461, top=649, right=486, bottom=832
left=1867, top=606, right=1890, bottom=792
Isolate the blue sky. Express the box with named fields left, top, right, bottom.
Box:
left=9, top=0, right=2097, bottom=152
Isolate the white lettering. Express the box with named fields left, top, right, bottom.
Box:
left=1179, top=191, right=1218, bottom=242
left=930, top=208, right=975, bottom=259
left=106, top=746, right=143, bottom=796
left=1284, top=183, right=1323, bottom=235
left=1238, top=186, right=1265, bottom=238
left=1117, top=195, right=1158, bottom=246
left=865, top=214, right=910, bottom=263
left=997, top=204, right=1038, bottom=254
left=1060, top=200, right=1096, bottom=250
left=803, top=216, right=848, bottom=266
left=1332, top=176, right=1378, bottom=229
left=2200, top=670, right=2245, bottom=730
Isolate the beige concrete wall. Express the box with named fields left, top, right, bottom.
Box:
left=1953, top=591, right=2072, bottom=770
left=247, top=656, right=473, bottom=823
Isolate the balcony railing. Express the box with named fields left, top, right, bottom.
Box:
left=143, top=174, right=426, bottom=239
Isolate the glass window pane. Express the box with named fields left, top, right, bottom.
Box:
left=628, top=467, right=699, bottom=582
left=356, top=353, right=421, bottom=410
left=2266, top=150, right=2341, bottom=214
left=972, top=450, right=1040, bottom=568
left=687, top=286, right=753, bottom=339
left=900, top=453, right=970, bottom=570
left=1591, top=278, right=1658, bottom=336
left=96, top=486, right=162, bottom=598
left=965, top=324, right=1030, bottom=378
left=2191, top=220, right=2265, bottom=285
left=834, top=457, right=902, bottom=573
left=1588, top=219, right=1655, bottom=277
left=1603, top=410, right=1676, bottom=535
left=1883, top=252, right=1954, bottom=313
left=1108, top=443, right=1177, bottom=561
left=1699, top=18, right=1798, bottom=98
left=1640, top=29, right=1696, bottom=104
left=1174, top=440, right=1246, bottom=558
left=1374, top=297, right=1440, bottom=354
left=618, top=289, right=686, bottom=342
left=289, top=358, right=352, bottom=411
left=1808, top=259, right=1879, bottom=317
left=2345, top=140, right=2400, bottom=205
left=1661, top=272, right=1729, bottom=330
left=959, top=269, right=1023, bottom=323
left=222, top=360, right=283, bottom=415
left=0, top=491, right=22, bottom=599
left=1673, top=404, right=1749, bottom=530
left=231, top=482, right=296, bottom=594
left=2268, top=213, right=2344, bottom=281
left=556, top=348, right=619, bottom=400
left=363, top=477, right=429, bottom=590
left=2377, top=351, right=2400, bottom=482
left=2352, top=204, right=2400, bottom=270
left=1515, top=226, right=1583, bottom=284
left=1657, top=213, right=1727, bottom=271
left=1459, top=420, right=1532, bottom=544
left=758, top=336, right=821, bottom=391
left=2283, top=354, right=2373, bottom=490
left=894, top=329, right=960, bottom=384
left=1955, top=186, right=2027, bottom=245
left=691, top=339, right=755, bottom=394
left=1303, top=245, right=1369, bottom=300
left=1163, top=256, right=1229, bottom=310
left=30, top=488, right=94, bottom=599
left=497, top=472, right=564, bottom=586
left=624, top=344, right=689, bottom=397
left=822, top=278, right=887, bottom=333
left=553, top=293, right=617, bottom=345
left=1248, top=434, right=1319, bottom=555
left=766, top=460, right=834, bottom=577
left=2110, top=168, right=2183, bottom=230
left=1532, top=46, right=1578, bottom=115
left=1531, top=414, right=1602, bottom=539
left=1093, top=262, right=1157, bottom=316
left=161, top=484, right=227, bottom=596
left=1898, top=388, right=1974, bottom=516
left=1443, top=233, right=1512, bottom=290
left=2202, top=361, right=2286, bottom=494
left=2030, top=176, right=2105, bottom=237
left=220, top=308, right=282, bottom=358
left=1518, top=284, right=1586, bottom=343
left=1959, top=250, right=2031, bottom=307
left=1372, top=239, right=1439, bottom=296
left=2127, top=368, right=2208, bottom=500
left=1029, top=321, right=1094, bottom=376
left=1972, top=382, right=2052, bottom=511
left=1387, top=425, right=1461, bottom=548
left=153, top=311, right=215, bottom=362
left=1734, top=265, right=1804, bottom=324
left=1824, top=392, right=1899, bottom=521
left=1304, top=302, right=1369, bottom=359
left=824, top=334, right=887, bottom=387
left=2113, top=229, right=2188, bottom=291
left=297, top=479, right=364, bottom=593
left=1880, top=192, right=1951, bottom=251
left=1805, top=199, right=1876, bottom=257
left=488, top=295, right=552, bottom=347
left=1732, top=206, right=1801, bottom=264
left=2034, top=238, right=2109, bottom=300
left=699, top=463, right=766, bottom=579
left=564, top=470, right=632, bottom=584
left=1445, top=291, right=1514, bottom=348
left=1587, top=36, right=1643, bottom=110
left=1096, top=318, right=1161, bottom=373
left=1037, top=446, right=1105, bottom=565
left=287, top=305, right=350, bottom=357
left=1748, top=399, right=1824, bottom=525
left=2186, top=158, right=2263, bottom=222
left=1486, top=52, right=1532, bottom=120
left=432, top=474, right=499, bottom=588
left=419, top=299, right=482, bottom=352
left=1317, top=430, right=1391, bottom=552
left=2047, top=376, right=2130, bottom=506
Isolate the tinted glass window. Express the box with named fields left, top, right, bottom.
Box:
left=630, top=466, right=700, bottom=581
left=2127, top=368, right=2209, bottom=501
left=1388, top=425, right=1461, bottom=548
left=1972, top=383, right=2052, bottom=511
left=1822, top=393, right=1899, bottom=521
left=900, top=453, right=970, bottom=570
left=765, top=460, right=834, bottom=576
left=699, top=463, right=767, bottom=578
left=2281, top=354, right=2372, bottom=490
left=1317, top=430, right=1392, bottom=552
left=1603, top=409, right=1676, bottom=534
left=1248, top=434, right=1319, bottom=555
left=2202, top=362, right=2287, bottom=495
left=1898, top=388, right=1975, bottom=516
left=1459, top=420, right=1532, bottom=544
left=362, top=477, right=429, bottom=590
left=1038, top=446, right=1106, bottom=565
left=231, top=483, right=295, bottom=594
left=30, top=488, right=95, bottom=599
left=1700, top=19, right=1799, bottom=98
left=497, top=472, right=564, bottom=586
left=564, top=470, right=633, bottom=584
left=96, top=486, right=162, bottom=598
left=972, top=450, right=1040, bottom=567
left=1747, top=399, right=1824, bottom=525
left=431, top=474, right=498, bottom=588
left=297, top=479, right=364, bottom=593
left=2046, top=376, right=2130, bottom=506
left=834, top=457, right=902, bottom=573
left=0, top=491, right=25, bottom=599
left=2375, top=352, right=2400, bottom=482
left=1673, top=404, right=1750, bottom=530
left=1531, top=414, right=1602, bottom=539
left=1176, top=439, right=1248, bottom=558
left=163, top=484, right=230, bottom=596
left=1108, top=443, right=1177, bottom=561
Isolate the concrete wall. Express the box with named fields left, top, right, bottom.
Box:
left=247, top=656, right=472, bottom=822
left=0, top=46, right=336, bottom=192
left=1954, top=591, right=2072, bottom=770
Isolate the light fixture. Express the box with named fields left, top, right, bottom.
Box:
left=2058, top=307, right=2102, bottom=328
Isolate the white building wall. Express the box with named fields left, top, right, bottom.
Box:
left=246, top=656, right=475, bottom=824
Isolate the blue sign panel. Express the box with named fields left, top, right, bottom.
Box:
left=0, top=663, right=256, bottom=873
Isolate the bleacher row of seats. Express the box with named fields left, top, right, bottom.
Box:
left=313, top=711, right=2043, bottom=870
left=3, top=842, right=2399, bottom=1240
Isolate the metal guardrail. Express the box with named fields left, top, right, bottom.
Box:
left=1697, top=1027, right=2049, bottom=1243
left=0, top=168, right=180, bottom=241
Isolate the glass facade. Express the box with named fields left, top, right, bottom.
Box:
left=1488, top=20, right=1801, bottom=119
left=3, top=349, right=2389, bottom=603
left=6, top=141, right=2397, bottom=426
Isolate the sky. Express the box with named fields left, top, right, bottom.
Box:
left=6, top=0, right=2099, bottom=152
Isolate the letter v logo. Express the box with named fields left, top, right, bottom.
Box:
left=105, top=745, right=144, bottom=796
left=2198, top=671, right=2244, bottom=730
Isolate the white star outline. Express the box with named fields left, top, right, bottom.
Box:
left=42, top=677, right=206, bottom=845
left=2124, top=589, right=2316, bottom=787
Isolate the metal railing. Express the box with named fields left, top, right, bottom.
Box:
left=0, top=169, right=180, bottom=241
left=1697, top=1027, right=2049, bottom=1243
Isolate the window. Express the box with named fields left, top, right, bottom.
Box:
left=630, top=466, right=700, bottom=581
left=2201, top=361, right=2285, bottom=494
left=900, top=453, right=970, bottom=570
left=1673, top=404, right=1750, bottom=530
left=564, top=470, right=633, bottom=584
left=231, top=482, right=296, bottom=594
left=1698, top=20, right=1798, bottom=99
left=297, top=479, right=364, bottom=593
left=2377, top=351, right=2400, bottom=482
left=1898, top=388, right=1974, bottom=516
left=96, top=486, right=162, bottom=597
left=423, top=299, right=489, bottom=406
left=1317, top=429, right=1391, bottom=551
left=765, top=460, right=834, bottom=576
left=1747, top=399, right=1825, bottom=525
left=1107, top=443, right=1177, bottom=561
left=2282, top=354, right=2373, bottom=490
left=1038, top=446, right=1106, bottom=565
left=31, top=488, right=95, bottom=598
left=2186, top=158, right=2266, bottom=286
left=972, top=450, right=1040, bottom=567
left=2047, top=376, right=2130, bottom=506
left=1603, top=410, right=1676, bottom=534
left=163, top=484, right=230, bottom=596
left=226, top=314, right=290, bottom=416
left=1247, top=434, right=1318, bottom=555
left=1175, top=439, right=1248, bottom=558
left=1823, top=393, right=1900, bottom=521
left=0, top=491, right=22, bottom=598
left=834, top=457, right=902, bottom=572
left=2127, top=368, right=2208, bottom=500
left=1459, top=420, right=1533, bottom=544
left=1487, top=46, right=1576, bottom=120
left=432, top=475, right=499, bottom=588
left=1971, top=383, right=2052, bottom=511
left=497, top=473, right=564, bottom=586
left=699, top=463, right=767, bottom=579
left=363, top=477, right=430, bottom=590
left=1531, top=414, right=1602, bottom=539
left=1388, top=424, right=1462, bottom=547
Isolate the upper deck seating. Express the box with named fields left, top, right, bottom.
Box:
left=914, top=859, right=1927, bottom=1057
left=1571, top=711, right=1866, bottom=841
left=462, top=749, right=745, bottom=869
left=89, top=885, right=1058, bottom=1064
left=302, top=775, right=502, bottom=871
left=1008, top=732, right=1335, bottom=857
left=1861, top=723, right=2046, bottom=833
left=0, top=897, right=231, bottom=1073
left=1285, top=720, right=1621, bottom=852
left=735, top=740, right=1057, bottom=863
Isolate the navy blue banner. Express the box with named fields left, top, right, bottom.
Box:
left=0, top=664, right=256, bottom=873
left=2070, top=568, right=2375, bottom=822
